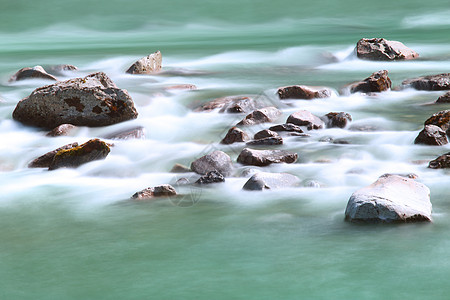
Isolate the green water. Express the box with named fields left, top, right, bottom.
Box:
left=1, top=0, right=450, bottom=299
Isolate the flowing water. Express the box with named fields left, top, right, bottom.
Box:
left=1, top=0, right=450, bottom=299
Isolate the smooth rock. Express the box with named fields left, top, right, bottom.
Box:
left=28, top=142, right=79, bottom=168
left=195, top=170, right=225, bottom=184
left=286, top=110, right=324, bottom=130
left=9, top=66, right=58, bottom=82
left=126, top=51, right=162, bottom=74
left=47, top=64, right=78, bottom=75
left=269, top=123, right=304, bottom=134
left=237, top=107, right=281, bottom=126
left=49, top=139, right=110, bottom=170
left=12, top=72, right=138, bottom=129
left=348, top=70, right=392, bottom=93
left=277, top=85, right=332, bottom=100
left=401, top=73, right=450, bottom=91
left=220, top=127, right=249, bottom=144
left=190, top=150, right=233, bottom=176
left=242, top=172, right=301, bottom=190
left=356, top=38, right=419, bottom=61
left=414, top=125, right=448, bottom=146
left=46, top=124, right=77, bottom=137
left=194, top=96, right=259, bottom=113
left=254, top=129, right=279, bottom=140
left=170, top=163, right=191, bottom=173
left=428, top=152, right=450, bottom=169
left=237, top=148, right=298, bottom=166
left=104, top=126, right=145, bottom=140
left=345, top=174, right=432, bottom=223
left=131, top=184, right=177, bottom=200
left=323, top=112, right=352, bottom=128
left=436, top=92, right=450, bottom=104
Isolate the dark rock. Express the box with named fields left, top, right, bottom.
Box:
left=104, top=126, right=145, bottom=140
left=28, top=142, right=79, bottom=168
left=277, top=85, right=332, bottom=100
left=170, top=163, right=191, bottom=173
left=323, top=112, right=352, bottom=128
left=242, top=172, right=300, bottom=190
left=424, top=110, right=450, bottom=133
left=401, top=73, right=450, bottom=91
left=428, top=152, right=450, bottom=169
left=194, top=96, right=259, bottom=113
left=237, top=107, right=281, bottom=126
left=269, top=123, right=304, bottom=134
left=195, top=170, right=225, bottom=184
left=436, top=92, right=450, bottom=104
left=356, top=38, right=419, bottom=61
left=237, top=148, right=298, bottom=166
left=414, top=125, right=448, bottom=146
left=347, top=70, right=392, bottom=93
left=345, top=174, right=431, bottom=223
left=46, top=124, right=77, bottom=137
left=190, top=150, right=233, bottom=176
left=131, top=184, right=177, bottom=200
left=286, top=110, right=324, bottom=130
left=254, top=129, right=279, bottom=140
left=220, top=127, right=249, bottom=144
left=246, top=137, right=283, bottom=146
left=126, top=51, right=162, bottom=74
left=9, top=66, right=58, bottom=82
left=12, top=72, right=138, bottom=129
left=48, top=139, right=110, bottom=170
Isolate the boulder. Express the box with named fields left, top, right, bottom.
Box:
left=246, top=136, right=283, bottom=146
left=428, top=152, right=450, bottom=169
left=131, top=184, right=177, bottom=200
left=424, top=110, right=450, bottom=133
left=220, top=127, right=249, bottom=144
left=237, top=148, right=298, bottom=166
left=401, top=73, right=450, bottom=91
left=195, top=170, right=225, bottom=184
left=104, top=126, right=145, bottom=140
left=277, top=85, right=332, bottom=100
left=269, top=123, right=304, bottom=134
left=126, top=51, right=162, bottom=74
left=28, top=142, right=79, bottom=168
left=414, top=125, right=448, bottom=146
left=194, top=96, right=259, bottom=113
left=190, top=150, right=233, bottom=176
left=9, top=66, right=58, bottom=82
left=170, top=163, right=191, bottom=173
left=237, top=107, right=281, bottom=126
left=355, top=38, right=419, bottom=61
left=242, top=172, right=301, bottom=190
left=12, top=72, right=138, bottom=129
left=345, top=174, right=432, bottom=223
left=48, top=139, right=110, bottom=170
left=46, top=124, right=77, bottom=137
left=286, top=110, right=324, bottom=130
left=436, top=92, right=450, bottom=104
left=322, top=112, right=352, bottom=128
left=254, top=129, right=279, bottom=140
left=347, top=70, right=392, bottom=93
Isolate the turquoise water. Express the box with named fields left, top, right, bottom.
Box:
left=1, top=0, right=450, bottom=299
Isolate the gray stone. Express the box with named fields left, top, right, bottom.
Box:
left=277, top=85, right=332, bottom=100
left=194, top=96, right=259, bottom=113
left=414, top=125, right=448, bottom=146
left=242, top=172, right=300, bottom=190
left=356, top=38, right=419, bottom=61
left=237, top=107, right=281, bottom=126
left=12, top=72, right=138, bottom=129
left=126, top=51, right=162, bottom=74
left=9, top=66, right=58, bottom=82
left=345, top=174, right=432, bottom=223
left=190, top=150, right=233, bottom=176
left=237, top=148, right=298, bottom=166
left=286, top=110, right=324, bottom=130
left=131, top=184, right=177, bottom=200
left=195, top=170, right=225, bottom=184
left=401, top=73, right=450, bottom=91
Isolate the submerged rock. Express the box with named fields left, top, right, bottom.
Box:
left=170, top=163, right=191, bottom=173
left=237, top=107, right=281, bottom=126
left=131, top=184, right=177, bottom=200
left=49, top=139, right=110, bottom=170
left=190, top=150, right=233, bottom=176
left=436, top=92, right=450, bottom=104
left=28, top=142, right=79, bottom=168
left=47, top=64, right=78, bottom=75
left=194, top=96, right=259, bottom=113
left=104, top=126, right=145, bottom=140
left=12, top=72, right=138, bottom=129
left=401, top=73, right=450, bottom=91
left=428, top=152, right=450, bottom=169
left=414, top=125, right=448, bottom=146
left=322, top=112, right=352, bottom=128
left=286, top=110, right=324, bottom=130
left=355, top=38, right=419, bottom=61
left=9, top=66, right=58, bottom=82
left=195, top=170, right=225, bottom=184
left=237, top=148, right=298, bottom=166
left=126, top=51, right=162, bottom=74
left=269, top=123, right=304, bottom=134
left=220, top=127, right=249, bottom=144
left=277, top=85, right=332, bottom=100
left=345, top=174, right=432, bottom=223
left=242, top=172, right=301, bottom=190
left=347, top=70, right=392, bottom=94
left=46, top=124, right=77, bottom=137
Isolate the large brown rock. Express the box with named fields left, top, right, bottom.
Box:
left=286, top=110, right=324, bottom=130
left=220, top=127, right=249, bottom=144
left=126, top=51, right=162, bottom=74
left=356, top=38, right=419, bottom=61
left=347, top=70, right=392, bottom=93
left=9, top=66, right=58, bottom=82
left=345, top=174, right=431, bottom=223
left=194, top=96, right=259, bottom=113
left=414, top=125, right=448, bottom=146
left=237, top=148, right=297, bottom=166
left=237, top=107, right=281, bottom=126
left=190, top=150, right=233, bottom=176
left=28, top=142, right=79, bottom=168
left=12, top=72, right=138, bottom=129
left=424, top=110, right=450, bottom=133
left=401, top=74, right=450, bottom=91
left=131, top=184, right=177, bottom=200
left=48, top=139, right=111, bottom=170
left=428, top=152, right=450, bottom=169
left=277, top=85, right=332, bottom=100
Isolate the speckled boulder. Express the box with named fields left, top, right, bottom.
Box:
left=356, top=38, right=419, bottom=61
left=126, top=51, right=162, bottom=74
